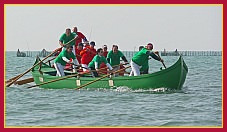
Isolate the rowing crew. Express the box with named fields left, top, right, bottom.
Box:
left=54, top=44, right=128, bottom=77
left=54, top=43, right=163, bottom=77
left=54, top=27, right=163, bottom=77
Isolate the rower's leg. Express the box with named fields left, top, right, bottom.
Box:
left=130, top=61, right=140, bottom=76
left=54, top=63, right=65, bottom=76
left=81, top=64, right=89, bottom=72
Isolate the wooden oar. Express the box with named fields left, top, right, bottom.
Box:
left=27, top=72, right=87, bottom=88
left=155, top=52, right=166, bottom=69
left=6, top=75, right=36, bottom=87
left=5, top=74, right=21, bottom=83
left=14, top=78, right=34, bottom=85
left=44, top=56, right=57, bottom=64
left=6, top=38, right=76, bottom=87
left=75, top=66, right=131, bottom=90
left=6, top=48, right=61, bottom=87
left=73, top=63, right=125, bottom=73
left=28, top=63, right=128, bottom=88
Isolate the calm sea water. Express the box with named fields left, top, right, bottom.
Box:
left=5, top=51, right=222, bottom=127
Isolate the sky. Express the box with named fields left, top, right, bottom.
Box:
left=5, top=4, right=222, bottom=51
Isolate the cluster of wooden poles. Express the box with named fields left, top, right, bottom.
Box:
left=5, top=38, right=166, bottom=90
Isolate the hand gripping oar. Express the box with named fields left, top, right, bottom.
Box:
left=155, top=52, right=166, bottom=69
left=6, top=37, right=76, bottom=87
left=75, top=66, right=131, bottom=90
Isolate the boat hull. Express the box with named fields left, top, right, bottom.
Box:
left=32, top=56, right=188, bottom=90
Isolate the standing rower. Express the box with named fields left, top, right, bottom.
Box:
left=59, top=28, right=78, bottom=55
left=72, top=26, right=88, bottom=47
left=130, top=43, right=163, bottom=76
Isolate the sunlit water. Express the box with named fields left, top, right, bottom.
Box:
left=5, top=51, right=222, bottom=127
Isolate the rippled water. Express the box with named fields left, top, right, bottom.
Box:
left=5, top=51, right=222, bottom=127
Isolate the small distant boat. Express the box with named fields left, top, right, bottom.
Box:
left=38, top=49, right=52, bottom=57
left=31, top=55, right=188, bottom=90
left=161, top=49, right=180, bottom=56
left=161, top=52, right=180, bottom=56
left=17, top=49, right=26, bottom=57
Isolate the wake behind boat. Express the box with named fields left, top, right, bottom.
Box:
left=30, top=55, right=188, bottom=90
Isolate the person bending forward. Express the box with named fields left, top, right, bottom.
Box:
left=54, top=45, right=79, bottom=76
left=130, top=43, right=163, bottom=76
left=88, top=48, right=113, bottom=77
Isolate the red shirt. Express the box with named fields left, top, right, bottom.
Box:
left=75, top=48, right=82, bottom=64
left=75, top=32, right=86, bottom=47
left=103, top=51, right=108, bottom=58
left=100, top=63, right=107, bottom=74
left=119, top=65, right=125, bottom=76
left=80, top=46, right=97, bottom=65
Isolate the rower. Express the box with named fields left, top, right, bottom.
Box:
left=129, top=43, right=164, bottom=76
left=88, top=48, right=113, bottom=77
left=138, top=46, right=149, bottom=75
left=99, top=45, right=109, bottom=74
left=72, top=26, right=88, bottom=47
left=75, top=42, right=83, bottom=64
left=54, top=45, right=80, bottom=76
left=59, top=28, right=78, bottom=55
left=107, top=45, right=129, bottom=76
left=80, top=41, right=97, bottom=71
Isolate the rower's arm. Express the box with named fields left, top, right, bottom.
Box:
left=147, top=51, right=161, bottom=61
left=59, top=40, right=64, bottom=47
left=106, top=63, right=113, bottom=70
left=107, top=58, right=110, bottom=63
left=121, top=56, right=128, bottom=62
left=94, top=62, right=99, bottom=70
left=73, top=59, right=79, bottom=66
left=62, top=57, right=71, bottom=63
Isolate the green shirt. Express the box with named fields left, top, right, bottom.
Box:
left=134, top=51, right=149, bottom=71
left=107, top=50, right=124, bottom=66
left=140, top=58, right=149, bottom=71
left=54, top=49, right=76, bottom=66
left=132, top=48, right=160, bottom=66
left=132, top=48, right=150, bottom=66
left=59, top=33, right=76, bottom=46
left=88, top=55, right=108, bottom=68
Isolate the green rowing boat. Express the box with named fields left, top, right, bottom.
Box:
left=31, top=56, right=188, bottom=90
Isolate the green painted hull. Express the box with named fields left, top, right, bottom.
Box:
left=31, top=56, right=188, bottom=90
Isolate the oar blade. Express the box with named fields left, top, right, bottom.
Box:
left=14, top=78, right=34, bottom=85
left=5, top=74, right=21, bottom=84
